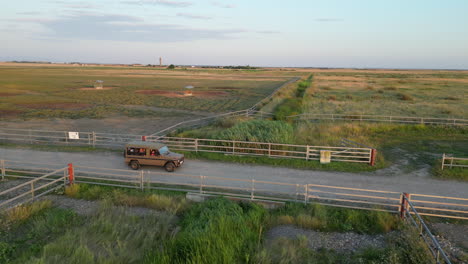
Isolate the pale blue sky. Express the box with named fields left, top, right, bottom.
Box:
left=2, top=0, right=468, bottom=68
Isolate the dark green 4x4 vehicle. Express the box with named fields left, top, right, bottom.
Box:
left=124, top=141, right=184, bottom=172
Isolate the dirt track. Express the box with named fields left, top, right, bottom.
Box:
left=0, top=148, right=467, bottom=199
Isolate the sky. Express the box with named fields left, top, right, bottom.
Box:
left=2, top=0, right=468, bottom=69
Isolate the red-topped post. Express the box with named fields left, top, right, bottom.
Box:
left=370, top=149, right=377, bottom=166
left=68, top=163, right=74, bottom=185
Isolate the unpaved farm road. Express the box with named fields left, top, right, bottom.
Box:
left=0, top=148, right=467, bottom=199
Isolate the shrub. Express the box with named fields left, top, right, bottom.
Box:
left=152, top=198, right=266, bottom=264
left=215, top=120, right=295, bottom=144
left=274, top=98, right=302, bottom=120
left=397, top=93, right=413, bottom=101
left=327, top=95, right=337, bottom=101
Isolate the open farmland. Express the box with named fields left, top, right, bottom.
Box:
left=0, top=63, right=295, bottom=120
left=301, top=70, right=468, bottom=118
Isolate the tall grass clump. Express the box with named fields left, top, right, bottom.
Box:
left=64, top=183, right=189, bottom=214
left=215, top=119, right=294, bottom=144
left=273, top=98, right=302, bottom=121
left=296, top=75, right=313, bottom=98
left=0, top=200, right=52, bottom=229
left=150, top=198, right=266, bottom=264
left=0, top=206, right=79, bottom=263
left=28, top=204, right=174, bottom=264
left=268, top=203, right=400, bottom=234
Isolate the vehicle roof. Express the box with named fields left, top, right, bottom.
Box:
left=125, top=141, right=166, bottom=149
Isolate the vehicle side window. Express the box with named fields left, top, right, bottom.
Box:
left=138, top=148, right=146, bottom=156
left=127, top=148, right=136, bottom=155
left=150, top=149, right=159, bottom=156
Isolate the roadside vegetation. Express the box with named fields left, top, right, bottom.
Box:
left=0, top=183, right=437, bottom=264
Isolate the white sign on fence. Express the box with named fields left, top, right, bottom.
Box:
left=68, top=132, right=79, bottom=139
left=320, top=150, right=331, bottom=164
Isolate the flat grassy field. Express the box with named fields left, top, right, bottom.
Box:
left=302, top=70, right=468, bottom=118
left=0, top=63, right=296, bottom=119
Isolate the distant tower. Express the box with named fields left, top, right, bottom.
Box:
left=159, top=57, right=162, bottom=66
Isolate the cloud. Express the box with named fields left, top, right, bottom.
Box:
left=16, top=11, right=42, bottom=15
left=177, top=12, right=212, bottom=20
left=211, top=1, right=235, bottom=8
left=256, top=30, right=280, bottom=34
left=34, top=13, right=242, bottom=42
left=314, top=18, right=343, bottom=22
left=121, top=0, right=192, bottom=7
left=50, top=1, right=97, bottom=9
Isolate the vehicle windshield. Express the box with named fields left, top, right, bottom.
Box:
left=159, top=146, right=170, bottom=155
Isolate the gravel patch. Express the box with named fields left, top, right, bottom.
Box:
left=265, top=225, right=392, bottom=253
left=40, top=195, right=175, bottom=218
left=430, top=222, right=468, bottom=262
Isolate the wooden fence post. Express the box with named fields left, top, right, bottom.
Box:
left=92, top=132, right=96, bottom=147
left=1, top=160, right=5, bottom=180
left=399, top=192, right=410, bottom=219
left=31, top=182, right=35, bottom=199
left=251, top=179, right=255, bottom=200
left=268, top=143, right=271, bottom=157
left=370, top=149, right=377, bottom=166
left=68, top=163, right=74, bottom=185
left=199, top=175, right=203, bottom=194
left=306, top=145, right=310, bottom=161
left=450, top=156, right=454, bottom=169
left=232, top=140, right=235, bottom=154
left=140, top=171, right=144, bottom=190
left=441, top=153, right=445, bottom=170
left=304, top=184, right=308, bottom=203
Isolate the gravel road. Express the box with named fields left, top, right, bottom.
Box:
left=1, top=148, right=467, bottom=199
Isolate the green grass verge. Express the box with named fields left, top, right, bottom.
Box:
left=432, top=160, right=468, bottom=181
left=64, top=183, right=190, bottom=214
left=267, top=202, right=401, bottom=234
left=0, top=201, right=80, bottom=263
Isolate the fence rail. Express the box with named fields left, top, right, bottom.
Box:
left=0, top=165, right=68, bottom=210
left=402, top=194, right=452, bottom=264
left=288, top=113, right=468, bottom=126
left=0, top=128, right=375, bottom=165
left=441, top=154, right=468, bottom=170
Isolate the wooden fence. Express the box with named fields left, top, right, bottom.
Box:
left=0, top=128, right=376, bottom=165
left=1, top=160, right=467, bottom=220
left=441, top=154, right=468, bottom=170
left=288, top=113, right=468, bottom=126
left=0, top=163, right=68, bottom=210
left=148, top=136, right=374, bottom=164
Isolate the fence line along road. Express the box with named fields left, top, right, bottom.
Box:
left=441, top=153, right=468, bottom=170
left=0, top=128, right=376, bottom=165
left=1, top=160, right=467, bottom=220
left=287, top=113, right=468, bottom=126
left=2, top=161, right=461, bottom=264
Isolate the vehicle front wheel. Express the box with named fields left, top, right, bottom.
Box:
left=165, top=162, right=175, bottom=172
left=130, top=160, right=140, bottom=170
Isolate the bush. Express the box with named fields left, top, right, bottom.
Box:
left=274, top=98, right=302, bottom=121
left=167, top=64, right=175, bottom=69
left=397, top=93, right=413, bottom=101
left=152, top=198, right=266, bottom=263
left=215, top=119, right=294, bottom=144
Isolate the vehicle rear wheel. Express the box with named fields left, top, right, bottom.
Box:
left=165, top=162, right=175, bottom=172
left=130, top=160, right=140, bottom=170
